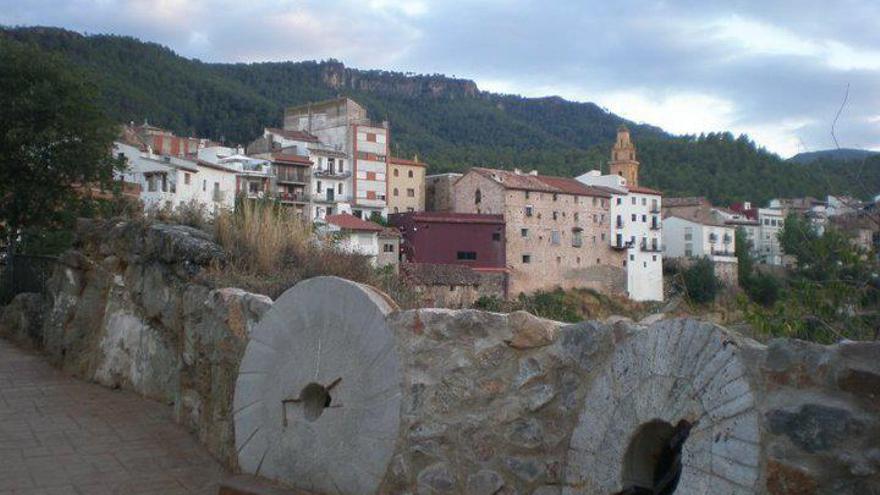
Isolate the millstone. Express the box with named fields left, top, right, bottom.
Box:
left=233, top=276, right=402, bottom=494
left=565, top=320, right=761, bottom=494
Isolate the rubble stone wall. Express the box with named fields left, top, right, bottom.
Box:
left=1, top=220, right=878, bottom=494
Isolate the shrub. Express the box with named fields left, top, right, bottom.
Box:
left=681, top=257, right=719, bottom=304
left=744, top=272, right=782, bottom=307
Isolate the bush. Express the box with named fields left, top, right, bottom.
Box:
left=681, top=257, right=719, bottom=304
left=744, top=272, right=782, bottom=307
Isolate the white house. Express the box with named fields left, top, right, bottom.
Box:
left=114, top=141, right=238, bottom=214
left=198, top=146, right=273, bottom=202
left=575, top=127, right=664, bottom=302
left=321, top=213, right=384, bottom=263
left=755, top=207, right=785, bottom=265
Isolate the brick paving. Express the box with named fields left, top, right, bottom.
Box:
left=0, top=338, right=227, bottom=494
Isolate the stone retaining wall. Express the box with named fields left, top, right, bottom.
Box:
left=1, top=220, right=878, bottom=494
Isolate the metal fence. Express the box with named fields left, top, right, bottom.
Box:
left=0, top=254, right=58, bottom=305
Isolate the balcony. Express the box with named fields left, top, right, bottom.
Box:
left=611, top=241, right=631, bottom=251
left=650, top=221, right=661, bottom=231
left=650, top=205, right=661, bottom=214
left=314, top=193, right=350, bottom=204
left=616, top=220, right=625, bottom=229
left=711, top=249, right=735, bottom=258
left=314, top=169, right=351, bottom=179
left=278, top=191, right=310, bottom=203
left=276, top=171, right=309, bottom=184
left=723, top=235, right=733, bottom=244
left=641, top=243, right=662, bottom=253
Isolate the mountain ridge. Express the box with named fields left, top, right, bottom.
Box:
left=2, top=26, right=878, bottom=204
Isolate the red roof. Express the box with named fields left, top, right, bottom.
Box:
left=470, top=168, right=611, bottom=198
left=391, top=211, right=505, bottom=225
left=390, top=156, right=428, bottom=168
left=266, top=128, right=320, bottom=143
left=325, top=214, right=384, bottom=232
left=627, top=185, right=663, bottom=196
left=271, top=153, right=313, bottom=166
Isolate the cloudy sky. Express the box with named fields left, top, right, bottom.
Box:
left=3, top=0, right=879, bottom=157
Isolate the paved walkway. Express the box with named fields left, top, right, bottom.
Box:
left=0, top=338, right=227, bottom=494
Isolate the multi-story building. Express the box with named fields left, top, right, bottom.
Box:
left=284, top=98, right=389, bottom=220
left=756, top=207, right=785, bottom=265
left=198, top=147, right=274, bottom=202
left=663, top=199, right=739, bottom=285
left=453, top=167, right=623, bottom=296
left=388, top=156, right=427, bottom=213
left=114, top=141, right=238, bottom=213
left=123, top=122, right=215, bottom=158
left=271, top=153, right=312, bottom=216
left=310, top=146, right=352, bottom=220
left=576, top=126, right=663, bottom=301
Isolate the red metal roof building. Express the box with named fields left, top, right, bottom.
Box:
left=389, top=211, right=506, bottom=270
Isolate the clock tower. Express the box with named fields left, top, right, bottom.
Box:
left=609, top=125, right=640, bottom=187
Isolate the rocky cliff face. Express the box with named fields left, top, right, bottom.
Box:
left=321, top=61, right=479, bottom=98
left=1, top=221, right=879, bottom=494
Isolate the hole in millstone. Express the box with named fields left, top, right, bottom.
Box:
left=299, top=382, right=332, bottom=422
left=617, top=419, right=693, bottom=495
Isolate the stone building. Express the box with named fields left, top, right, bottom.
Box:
left=454, top=167, right=625, bottom=296
left=377, top=228, right=401, bottom=272
left=425, top=173, right=462, bottom=212
left=387, top=156, right=427, bottom=213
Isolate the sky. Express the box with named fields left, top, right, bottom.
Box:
left=3, top=0, right=879, bottom=158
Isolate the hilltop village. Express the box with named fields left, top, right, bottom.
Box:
left=113, top=97, right=879, bottom=307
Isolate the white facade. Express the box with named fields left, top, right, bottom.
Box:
left=576, top=170, right=664, bottom=301
left=663, top=216, right=736, bottom=263
left=310, top=150, right=353, bottom=220
left=755, top=208, right=785, bottom=265
left=114, top=142, right=238, bottom=213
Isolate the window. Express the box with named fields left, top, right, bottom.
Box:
left=553, top=193, right=558, bottom=202
left=685, top=243, right=693, bottom=257
left=556, top=256, right=562, bottom=264
left=338, top=160, right=344, bottom=173
left=393, top=207, right=399, bottom=213
left=574, top=212, right=579, bottom=221
left=642, top=197, right=647, bottom=206
left=601, top=233, right=606, bottom=241
left=525, top=205, right=534, bottom=217
left=407, top=188, right=415, bottom=197
left=684, top=227, right=693, bottom=241
left=642, top=215, right=647, bottom=222
left=632, top=197, right=637, bottom=205
left=203, top=179, right=206, bottom=192
left=653, top=255, right=657, bottom=262
left=383, top=243, right=395, bottom=253
left=551, top=231, right=561, bottom=245
left=338, top=183, right=343, bottom=194
left=577, top=257, right=581, bottom=264
left=572, top=228, right=583, bottom=247
left=408, top=170, right=414, bottom=178
left=596, top=258, right=600, bottom=264
left=317, top=181, right=323, bottom=193
left=525, top=191, right=530, bottom=199
left=552, top=211, right=558, bottom=221
left=392, top=187, right=399, bottom=196
left=521, top=228, right=529, bottom=237
left=367, top=191, right=377, bottom=200
left=631, top=214, right=637, bottom=222
left=366, top=132, right=377, bottom=142
left=394, top=168, right=399, bottom=177
left=630, top=254, right=635, bottom=261
left=457, top=251, right=477, bottom=261
left=616, top=197, right=622, bottom=205
left=522, top=254, right=532, bottom=264
left=475, top=189, right=482, bottom=204
left=593, top=214, right=598, bottom=223
left=366, top=171, right=376, bottom=180
left=492, top=232, right=502, bottom=241
left=184, top=173, right=191, bottom=185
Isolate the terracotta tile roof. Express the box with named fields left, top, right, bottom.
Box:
left=470, top=168, right=611, bottom=198
left=626, top=185, right=663, bottom=196
left=325, top=214, right=384, bottom=232
left=390, top=156, right=428, bottom=168
left=664, top=206, right=727, bottom=227
left=271, top=153, right=313, bottom=166
left=391, top=212, right=505, bottom=225
left=379, top=227, right=401, bottom=238
left=266, top=127, right=320, bottom=143
left=402, top=263, right=482, bottom=286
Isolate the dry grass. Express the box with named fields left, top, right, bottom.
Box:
left=214, top=200, right=311, bottom=274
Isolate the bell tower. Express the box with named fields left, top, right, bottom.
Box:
left=609, top=125, right=640, bottom=187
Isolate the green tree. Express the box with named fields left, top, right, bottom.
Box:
left=0, top=38, right=123, bottom=254
left=681, top=258, right=720, bottom=304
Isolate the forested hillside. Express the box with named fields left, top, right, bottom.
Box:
left=3, top=26, right=878, bottom=204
